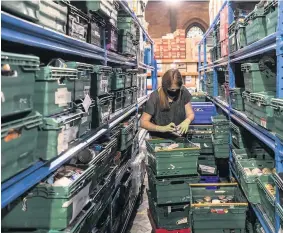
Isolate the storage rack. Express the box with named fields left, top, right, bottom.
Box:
left=198, top=1, right=283, bottom=233
left=1, top=1, right=155, bottom=221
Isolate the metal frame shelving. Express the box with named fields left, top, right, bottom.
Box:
left=1, top=1, right=154, bottom=212
left=198, top=1, right=283, bottom=233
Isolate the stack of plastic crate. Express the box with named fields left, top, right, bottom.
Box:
left=190, top=183, right=249, bottom=233
left=146, top=138, right=200, bottom=232
left=187, top=125, right=217, bottom=177
left=90, top=65, right=113, bottom=128
left=1, top=52, right=43, bottom=183
left=117, top=16, right=138, bottom=56
left=241, top=56, right=276, bottom=131
left=2, top=130, right=120, bottom=232
left=212, top=115, right=230, bottom=160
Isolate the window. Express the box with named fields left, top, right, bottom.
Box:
left=186, top=25, right=204, bottom=38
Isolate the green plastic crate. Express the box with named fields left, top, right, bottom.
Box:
left=118, top=31, right=136, bottom=56
left=1, top=0, right=39, bottom=22
left=65, top=62, right=94, bottom=101
left=146, top=138, right=199, bottom=177
left=111, top=68, right=125, bottom=90
left=255, top=224, right=264, bottom=233
left=120, top=121, right=135, bottom=151
left=187, top=134, right=214, bottom=154
left=264, top=0, right=278, bottom=36
left=205, top=84, right=214, bottom=97
left=271, top=98, right=283, bottom=141
left=237, top=159, right=274, bottom=204
left=90, top=65, right=112, bottom=97
left=243, top=91, right=254, bottom=120
left=257, top=175, right=275, bottom=225
left=147, top=190, right=191, bottom=230
left=73, top=0, right=112, bottom=18
left=229, top=88, right=245, bottom=111
left=34, top=65, right=77, bottom=116
left=1, top=52, right=40, bottom=118
left=212, top=115, right=230, bottom=140
left=131, top=87, right=138, bottom=104
left=112, top=90, right=124, bottom=113
left=198, top=155, right=217, bottom=176
left=229, top=21, right=237, bottom=53
left=250, top=92, right=275, bottom=131
left=2, top=161, right=98, bottom=229
left=236, top=21, right=247, bottom=49
left=37, top=110, right=81, bottom=160
left=123, top=88, right=133, bottom=108
left=212, top=135, right=229, bottom=158
left=39, top=0, right=67, bottom=34
left=78, top=102, right=95, bottom=137
left=276, top=203, right=283, bottom=229
left=117, top=17, right=137, bottom=36
left=191, top=93, right=206, bottom=102
left=187, top=125, right=213, bottom=135
left=190, top=183, right=248, bottom=232
left=241, top=62, right=276, bottom=93
left=147, top=166, right=199, bottom=205
left=92, top=95, right=112, bottom=129
left=206, top=71, right=214, bottom=84
left=245, top=7, right=267, bottom=45
left=1, top=112, right=42, bottom=182
left=230, top=122, right=246, bottom=149
left=124, top=69, right=133, bottom=88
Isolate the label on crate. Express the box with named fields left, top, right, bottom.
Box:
left=260, top=118, right=267, bottom=128
left=57, top=126, right=79, bottom=154
left=82, top=94, right=92, bottom=113
left=203, top=143, right=209, bottom=148
left=1, top=92, right=5, bottom=102
left=257, top=102, right=261, bottom=107
left=94, top=31, right=101, bottom=38
left=176, top=217, right=188, bottom=225
left=84, top=86, right=90, bottom=97
left=55, top=88, right=71, bottom=107
left=194, top=143, right=201, bottom=148
left=62, top=182, right=91, bottom=224
left=199, top=165, right=216, bottom=174
left=81, top=116, right=88, bottom=124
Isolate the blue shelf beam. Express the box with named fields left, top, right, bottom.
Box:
left=1, top=12, right=106, bottom=61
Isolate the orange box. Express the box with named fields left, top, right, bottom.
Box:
left=184, top=76, right=197, bottom=88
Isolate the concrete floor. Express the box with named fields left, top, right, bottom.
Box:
left=128, top=177, right=152, bottom=233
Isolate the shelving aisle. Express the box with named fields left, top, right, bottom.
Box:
left=198, top=1, right=283, bottom=233
left=1, top=1, right=156, bottom=232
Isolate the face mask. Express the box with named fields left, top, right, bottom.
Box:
left=167, top=89, right=181, bottom=99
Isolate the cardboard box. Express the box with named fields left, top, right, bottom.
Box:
left=186, top=63, right=198, bottom=73
left=184, top=75, right=197, bottom=88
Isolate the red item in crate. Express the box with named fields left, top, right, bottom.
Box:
left=147, top=209, right=191, bottom=233
left=221, top=39, right=228, bottom=57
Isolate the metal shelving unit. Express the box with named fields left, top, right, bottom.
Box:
left=1, top=1, right=154, bottom=220
left=198, top=1, right=283, bottom=233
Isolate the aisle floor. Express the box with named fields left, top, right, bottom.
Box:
left=128, top=177, right=152, bottom=233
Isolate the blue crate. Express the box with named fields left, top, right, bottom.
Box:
left=191, top=102, right=217, bottom=124
left=199, top=176, right=220, bottom=190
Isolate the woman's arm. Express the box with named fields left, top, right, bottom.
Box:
left=140, top=112, right=175, bottom=132
left=177, top=102, right=195, bottom=134
left=184, top=102, right=195, bottom=124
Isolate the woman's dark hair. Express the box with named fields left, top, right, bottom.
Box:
left=159, top=69, right=183, bottom=111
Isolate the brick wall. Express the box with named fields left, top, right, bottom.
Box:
left=145, top=1, right=209, bottom=38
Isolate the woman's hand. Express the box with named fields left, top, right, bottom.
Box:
left=156, top=123, right=176, bottom=133
left=177, top=119, right=191, bottom=134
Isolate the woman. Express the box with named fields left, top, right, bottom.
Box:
left=141, top=69, right=195, bottom=138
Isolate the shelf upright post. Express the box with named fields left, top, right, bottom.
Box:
left=198, top=43, right=202, bottom=91
left=204, top=38, right=207, bottom=68
left=276, top=0, right=283, bottom=98
left=102, top=27, right=107, bottom=66
left=213, top=68, right=218, bottom=97
left=151, top=43, right=157, bottom=90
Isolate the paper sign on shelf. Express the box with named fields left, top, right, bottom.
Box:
left=82, top=94, right=92, bottom=113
